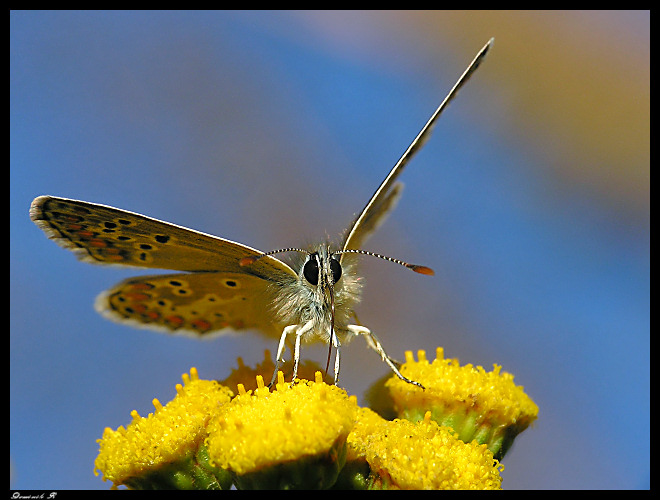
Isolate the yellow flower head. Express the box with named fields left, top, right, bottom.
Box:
left=220, top=350, right=333, bottom=392
left=349, top=411, right=503, bottom=490
left=92, top=349, right=538, bottom=489
left=94, top=368, right=233, bottom=488
left=333, top=407, right=388, bottom=489
left=206, top=372, right=358, bottom=489
left=385, top=348, right=539, bottom=459
left=346, top=407, right=389, bottom=461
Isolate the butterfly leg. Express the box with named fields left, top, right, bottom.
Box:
left=271, top=321, right=316, bottom=386
left=270, top=324, right=299, bottom=387
left=291, top=320, right=315, bottom=382
left=333, top=334, right=341, bottom=385
left=347, top=325, right=425, bottom=389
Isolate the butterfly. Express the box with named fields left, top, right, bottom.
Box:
left=30, top=38, right=493, bottom=388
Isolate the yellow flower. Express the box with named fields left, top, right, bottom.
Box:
left=332, top=407, right=388, bottom=489
left=220, top=350, right=333, bottom=392
left=347, top=411, right=503, bottom=490
left=206, top=372, right=358, bottom=489
left=94, top=368, right=233, bottom=489
left=384, top=348, right=539, bottom=459
left=346, top=407, right=389, bottom=462
left=93, top=349, right=539, bottom=489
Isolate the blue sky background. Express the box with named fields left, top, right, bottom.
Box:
left=11, top=11, right=649, bottom=489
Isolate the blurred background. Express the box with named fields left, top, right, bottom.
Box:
left=11, top=11, right=649, bottom=489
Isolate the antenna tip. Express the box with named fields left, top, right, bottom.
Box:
left=409, top=265, right=435, bottom=276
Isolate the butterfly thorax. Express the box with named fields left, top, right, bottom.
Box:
left=268, top=244, right=362, bottom=344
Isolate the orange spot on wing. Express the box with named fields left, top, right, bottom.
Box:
left=239, top=256, right=258, bottom=266
left=131, top=304, right=147, bottom=314
left=123, top=292, right=150, bottom=301
left=191, top=319, right=212, bottom=331
left=88, top=239, right=108, bottom=248
left=165, top=315, right=185, bottom=327
left=129, top=283, right=154, bottom=290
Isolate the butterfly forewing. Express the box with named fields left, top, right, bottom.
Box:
left=342, top=38, right=493, bottom=257
left=341, top=182, right=403, bottom=255
left=30, top=196, right=296, bottom=281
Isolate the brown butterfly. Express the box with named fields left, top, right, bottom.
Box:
left=30, top=38, right=493, bottom=388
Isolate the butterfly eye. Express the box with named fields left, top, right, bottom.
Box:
left=303, top=255, right=319, bottom=285
left=330, top=257, right=342, bottom=283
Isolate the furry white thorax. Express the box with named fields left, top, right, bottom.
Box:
left=268, top=244, right=362, bottom=344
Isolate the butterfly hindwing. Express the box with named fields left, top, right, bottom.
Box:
left=95, top=271, right=285, bottom=339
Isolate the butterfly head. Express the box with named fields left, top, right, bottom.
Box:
left=296, top=245, right=345, bottom=342
left=240, top=244, right=433, bottom=329
left=300, top=245, right=344, bottom=376
left=302, top=246, right=341, bottom=293
left=240, top=244, right=359, bottom=339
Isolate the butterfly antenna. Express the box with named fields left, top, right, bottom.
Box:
left=239, top=248, right=308, bottom=267
left=336, top=249, right=435, bottom=276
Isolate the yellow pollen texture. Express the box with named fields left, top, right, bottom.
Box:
left=205, top=373, right=358, bottom=476
left=94, top=368, right=233, bottom=485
